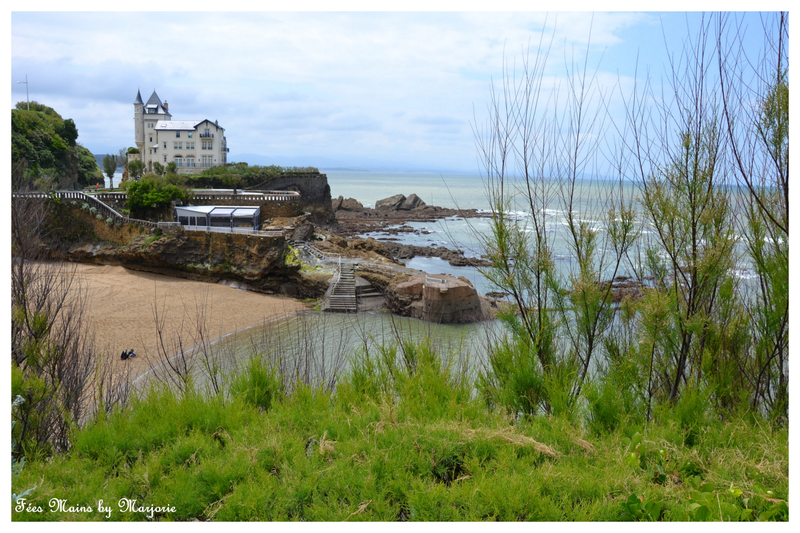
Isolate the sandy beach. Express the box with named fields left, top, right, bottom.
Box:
left=68, top=263, right=306, bottom=379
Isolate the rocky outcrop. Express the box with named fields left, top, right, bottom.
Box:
left=332, top=196, right=364, bottom=211
left=39, top=206, right=326, bottom=298
left=379, top=270, right=488, bottom=323
left=373, top=193, right=428, bottom=211
left=247, top=174, right=335, bottom=227
left=375, top=194, right=407, bottom=210
left=314, top=235, right=396, bottom=263
left=598, top=276, right=646, bottom=303
left=399, top=193, right=426, bottom=210
left=380, top=242, right=491, bottom=267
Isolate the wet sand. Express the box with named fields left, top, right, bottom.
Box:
left=69, top=263, right=306, bottom=379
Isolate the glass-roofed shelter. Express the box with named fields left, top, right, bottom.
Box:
left=174, top=205, right=261, bottom=230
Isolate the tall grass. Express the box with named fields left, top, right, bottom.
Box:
left=11, top=334, right=788, bottom=522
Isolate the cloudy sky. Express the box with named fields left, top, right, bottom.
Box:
left=10, top=7, right=769, bottom=173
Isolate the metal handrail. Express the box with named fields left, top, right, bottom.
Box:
left=182, top=225, right=284, bottom=237
left=425, top=275, right=451, bottom=287
left=13, top=190, right=157, bottom=229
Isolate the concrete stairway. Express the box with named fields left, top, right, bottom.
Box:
left=327, top=261, right=357, bottom=312
left=289, top=239, right=359, bottom=313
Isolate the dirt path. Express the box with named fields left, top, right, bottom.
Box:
left=70, top=263, right=306, bottom=379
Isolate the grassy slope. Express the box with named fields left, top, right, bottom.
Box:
left=12, top=349, right=788, bottom=522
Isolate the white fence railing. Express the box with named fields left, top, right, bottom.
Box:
left=188, top=190, right=300, bottom=203
left=13, top=191, right=157, bottom=229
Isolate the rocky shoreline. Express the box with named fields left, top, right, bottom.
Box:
left=330, top=193, right=491, bottom=267
left=329, top=193, right=648, bottom=304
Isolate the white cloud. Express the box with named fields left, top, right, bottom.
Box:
left=9, top=11, right=734, bottom=172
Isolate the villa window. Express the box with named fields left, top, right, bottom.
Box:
left=163, top=155, right=167, bottom=162
left=163, top=142, right=167, bottom=149
left=175, top=156, right=183, bottom=168
left=186, top=156, right=195, bottom=168
left=188, top=132, right=193, bottom=138
left=176, top=131, right=181, bottom=138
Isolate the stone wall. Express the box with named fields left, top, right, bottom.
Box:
left=247, top=174, right=335, bottom=225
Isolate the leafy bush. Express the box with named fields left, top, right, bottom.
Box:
left=125, top=174, right=188, bottom=210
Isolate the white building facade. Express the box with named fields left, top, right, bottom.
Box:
left=133, top=89, right=229, bottom=174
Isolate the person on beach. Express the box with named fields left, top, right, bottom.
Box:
left=120, top=349, right=128, bottom=360
left=128, top=349, right=136, bottom=358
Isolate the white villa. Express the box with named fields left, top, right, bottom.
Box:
left=132, top=89, right=229, bottom=174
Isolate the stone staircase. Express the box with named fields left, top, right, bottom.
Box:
left=327, top=261, right=357, bottom=312
left=290, top=240, right=358, bottom=312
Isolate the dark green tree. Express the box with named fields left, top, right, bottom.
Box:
left=127, top=159, right=145, bottom=181
left=11, top=102, right=101, bottom=189
left=102, top=154, right=117, bottom=189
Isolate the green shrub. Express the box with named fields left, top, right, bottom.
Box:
left=125, top=174, right=188, bottom=210
left=230, top=357, right=283, bottom=411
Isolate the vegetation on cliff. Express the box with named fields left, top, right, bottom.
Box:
left=11, top=101, right=103, bottom=190
left=186, top=162, right=320, bottom=189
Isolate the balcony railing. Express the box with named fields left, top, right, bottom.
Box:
left=199, top=133, right=214, bottom=138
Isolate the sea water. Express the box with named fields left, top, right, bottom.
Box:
left=205, top=169, right=758, bottom=381
left=200, top=311, right=504, bottom=388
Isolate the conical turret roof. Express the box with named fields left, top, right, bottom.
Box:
left=145, top=90, right=163, bottom=107
left=134, top=89, right=144, bottom=105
